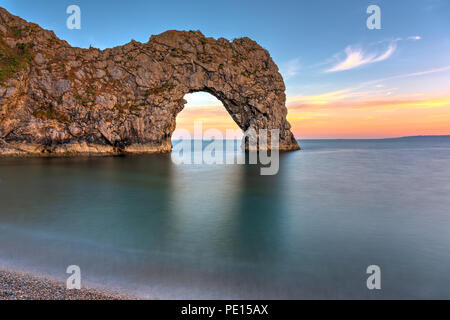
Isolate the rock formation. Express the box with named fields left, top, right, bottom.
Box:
left=0, top=7, right=300, bottom=156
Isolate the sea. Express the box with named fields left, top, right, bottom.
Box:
left=0, top=136, right=449, bottom=299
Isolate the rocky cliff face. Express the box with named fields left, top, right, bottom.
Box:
left=0, top=7, right=299, bottom=156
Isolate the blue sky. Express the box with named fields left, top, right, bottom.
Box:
left=3, top=0, right=449, bottom=94
left=2, top=0, right=450, bottom=138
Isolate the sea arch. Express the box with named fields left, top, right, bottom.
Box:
left=0, top=8, right=299, bottom=156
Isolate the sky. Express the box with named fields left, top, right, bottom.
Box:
left=2, top=0, right=450, bottom=139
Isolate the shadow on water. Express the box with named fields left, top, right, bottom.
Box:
left=224, top=152, right=286, bottom=264
left=1, top=138, right=450, bottom=298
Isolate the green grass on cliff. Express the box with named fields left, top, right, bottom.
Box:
left=0, top=38, right=34, bottom=84
left=32, top=103, right=72, bottom=123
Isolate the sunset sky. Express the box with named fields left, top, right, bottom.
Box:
left=3, top=0, right=450, bottom=139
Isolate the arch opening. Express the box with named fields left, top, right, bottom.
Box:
left=172, top=91, right=243, bottom=142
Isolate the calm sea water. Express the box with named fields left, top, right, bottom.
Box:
left=1, top=137, right=450, bottom=299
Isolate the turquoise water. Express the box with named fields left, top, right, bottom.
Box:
left=1, top=137, right=450, bottom=299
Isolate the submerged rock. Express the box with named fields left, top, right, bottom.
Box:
left=0, top=7, right=300, bottom=157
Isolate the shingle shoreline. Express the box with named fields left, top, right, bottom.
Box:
left=0, top=269, right=131, bottom=300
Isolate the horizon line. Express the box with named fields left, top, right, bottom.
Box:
left=171, top=134, right=450, bottom=141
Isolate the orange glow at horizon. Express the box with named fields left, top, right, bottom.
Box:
left=173, top=93, right=450, bottom=140
left=172, top=105, right=242, bottom=139
left=287, top=95, right=450, bottom=138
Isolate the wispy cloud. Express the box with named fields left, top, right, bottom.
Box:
left=288, top=97, right=450, bottom=111
left=281, top=58, right=301, bottom=79
left=287, top=65, right=450, bottom=108
left=359, top=65, right=450, bottom=87
left=325, top=43, right=397, bottom=73
left=287, top=88, right=394, bottom=106
left=287, top=89, right=353, bottom=104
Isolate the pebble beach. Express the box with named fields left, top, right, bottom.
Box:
left=0, top=270, right=129, bottom=300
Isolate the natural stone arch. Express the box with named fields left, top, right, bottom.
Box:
left=0, top=8, right=300, bottom=156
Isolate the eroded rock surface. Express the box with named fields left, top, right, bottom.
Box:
left=0, top=7, right=299, bottom=156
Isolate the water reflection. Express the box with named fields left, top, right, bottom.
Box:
left=0, top=138, right=450, bottom=298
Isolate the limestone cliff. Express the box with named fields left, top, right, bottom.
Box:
left=0, top=7, right=300, bottom=156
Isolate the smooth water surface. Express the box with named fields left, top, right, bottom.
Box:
left=1, top=137, right=450, bottom=299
